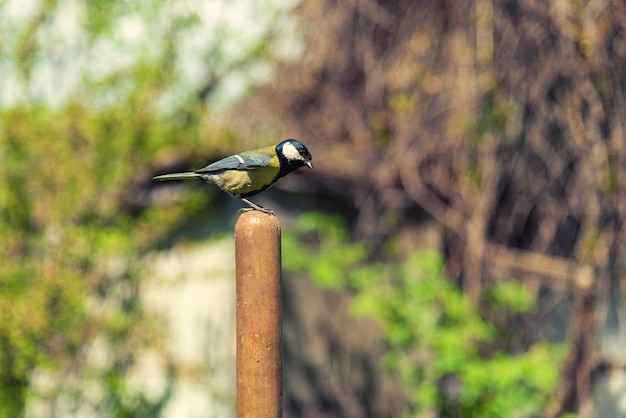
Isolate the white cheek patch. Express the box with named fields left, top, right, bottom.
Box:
left=282, top=142, right=303, bottom=161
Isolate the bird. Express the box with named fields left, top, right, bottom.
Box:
left=153, top=139, right=312, bottom=214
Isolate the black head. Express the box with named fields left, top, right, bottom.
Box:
left=276, top=139, right=312, bottom=177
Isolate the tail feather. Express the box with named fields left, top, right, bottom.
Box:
left=153, top=172, right=201, bottom=181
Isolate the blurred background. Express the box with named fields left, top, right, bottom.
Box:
left=1, top=0, right=626, bottom=417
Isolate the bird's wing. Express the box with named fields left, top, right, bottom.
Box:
left=195, top=147, right=275, bottom=173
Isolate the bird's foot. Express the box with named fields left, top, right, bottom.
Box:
left=238, top=198, right=275, bottom=215
left=238, top=207, right=275, bottom=215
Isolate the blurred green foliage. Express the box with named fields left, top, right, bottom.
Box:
left=284, top=213, right=568, bottom=418
left=0, top=98, right=202, bottom=415
left=0, top=1, right=222, bottom=415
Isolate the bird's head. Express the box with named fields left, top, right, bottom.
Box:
left=276, top=139, right=313, bottom=171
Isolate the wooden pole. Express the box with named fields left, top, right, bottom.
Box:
left=235, top=211, right=282, bottom=418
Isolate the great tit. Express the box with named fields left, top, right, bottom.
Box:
left=153, top=139, right=312, bottom=214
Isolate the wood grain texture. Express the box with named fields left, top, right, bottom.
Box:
left=235, top=211, right=282, bottom=418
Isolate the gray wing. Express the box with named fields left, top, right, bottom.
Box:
left=195, top=150, right=273, bottom=174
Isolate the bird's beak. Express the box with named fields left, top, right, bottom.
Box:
left=305, top=161, right=313, bottom=169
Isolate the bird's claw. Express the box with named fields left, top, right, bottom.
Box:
left=238, top=197, right=275, bottom=215
left=238, top=207, right=275, bottom=216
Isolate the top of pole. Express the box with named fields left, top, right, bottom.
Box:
left=235, top=211, right=281, bottom=237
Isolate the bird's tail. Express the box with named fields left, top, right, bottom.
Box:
left=153, top=172, right=201, bottom=181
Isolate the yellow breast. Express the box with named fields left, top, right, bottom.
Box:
left=212, top=157, right=280, bottom=197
